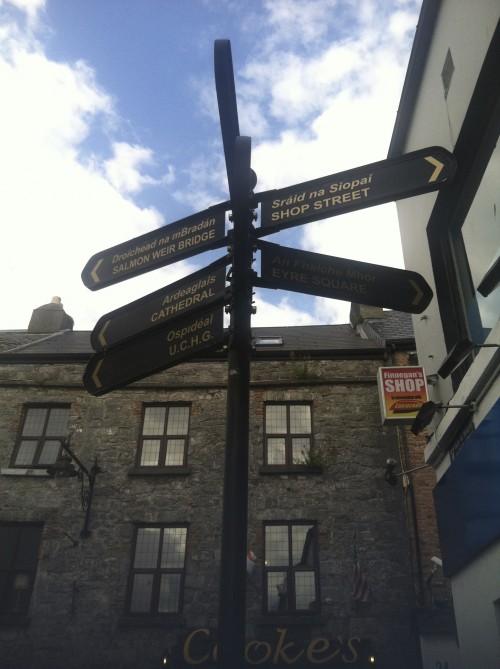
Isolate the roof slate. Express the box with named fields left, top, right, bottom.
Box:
left=0, top=310, right=414, bottom=362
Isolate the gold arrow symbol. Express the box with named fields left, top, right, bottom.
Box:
left=98, top=320, right=110, bottom=349
left=425, top=156, right=445, bottom=182
left=92, top=359, right=104, bottom=389
left=91, top=259, right=103, bottom=284
left=410, top=279, right=424, bottom=306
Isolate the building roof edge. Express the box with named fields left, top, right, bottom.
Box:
left=388, top=0, right=442, bottom=157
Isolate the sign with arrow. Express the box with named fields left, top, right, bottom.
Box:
left=257, top=240, right=433, bottom=314
left=90, top=260, right=228, bottom=351
left=84, top=306, right=225, bottom=396
left=256, top=146, right=456, bottom=235
left=82, top=203, right=229, bottom=290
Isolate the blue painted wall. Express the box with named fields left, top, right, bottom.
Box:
left=433, top=401, right=500, bottom=576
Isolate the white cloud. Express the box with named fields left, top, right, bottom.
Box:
left=0, top=0, right=421, bottom=333
left=1, top=0, right=45, bottom=23
left=103, top=142, right=175, bottom=196
left=260, top=0, right=339, bottom=50
left=252, top=291, right=320, bottom=327
left=0, top=6, right=173, bottom=329
left=302, top=203, right=404, bottom=268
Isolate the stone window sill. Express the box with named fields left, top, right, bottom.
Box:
left=118, top=615, right=185, bottom=627
left=1, top=467, right=50, bottom=477
left=259, top=465, right=323, bottom=475
left=128, top=466, right=192, bottom=477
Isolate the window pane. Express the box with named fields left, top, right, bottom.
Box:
left=130, top=574, right=153, bottom=613
left=289, top=405, right=311, bottom=434
left=45, top=408, right=69, bottom=436
left=161, top=527, right=186, bottom=568
left=265, top=525, right=289, bottom=566
left=165, top=439, right=185, bottom=466
left=22, top=409, right=47, bottom=437
left=291, top=525, right=314, bottom=565
left=266, top=405, right=287, bottom=434
left=140, top=440, right=160, bottom=466
left=166, top=406, right=189, bottom=435
left=8, top=573, right=32, bottom=613
left=134, top=528, right=161, bottom=568
left=461, top=142, right=500, bottom=336
left=294, top=571, right=317, bottom=610
left=143, top=407, right=166, bottom=435
left=267, top=571, right=288, bottom=612
left=14, top=441, right=37, bottom=466
left=159, top=573, right=181, bottom=613
left=38, top=440, right=61, bottom=465
left=267, top=438, right=286, bottom=465
left=292, top=437, right=310, bottom=464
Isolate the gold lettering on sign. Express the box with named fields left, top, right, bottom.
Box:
left=183, top=628, right=210, bottom=665
left=273, top=628, right=305, bottom=665
left=342, top=637, right=360, bottom=664
left=268, top=173, right=375, bottom=223
left=181, top=628, right=364, bottom=667
left=245, top=640, right=272, bottom=665
left=306, top=637, right=341, bottom=664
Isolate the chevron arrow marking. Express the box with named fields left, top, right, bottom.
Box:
left=97, top=320, right=110, bottom=349
left=410, top=279, right=424, bottom=306
left=90, top=259, right=103, bottom=284
left=425, top=156, right=445, bottom=182
left=92, top=359, right=104, bottom=389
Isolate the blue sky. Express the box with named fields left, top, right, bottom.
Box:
left=0, top=0, right=422, bottom=330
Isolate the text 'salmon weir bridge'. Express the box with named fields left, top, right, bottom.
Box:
left=81, top=40, right=457, bottom=669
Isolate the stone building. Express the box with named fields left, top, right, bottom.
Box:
left=0, top=299, right=447, bottom=669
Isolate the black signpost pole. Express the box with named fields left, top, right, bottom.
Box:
left=215, top=40, right=254, bottom=669
left=219, top=136, right=253, bottom=669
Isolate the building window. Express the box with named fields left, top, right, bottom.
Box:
left=137, top=405, right=190, bottom=468
left=457, top=141, right=500, bottom=342
left=264, top=522, right=319, bottom=614
left=127, top=525, right=187, bottom=615
left=10, top=405, right=69, bottom=468
left=0, top=523, right=43, bottom=617
left=264, top=403, right=312, bottom=466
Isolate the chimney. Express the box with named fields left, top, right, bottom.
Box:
left=28, top=297, right=74, bottom=334
left=349, top=303, right=384, bottom=328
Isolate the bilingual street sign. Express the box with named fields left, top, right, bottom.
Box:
left=84, top=306, right=225, bottom=396
left=81, top=202, right=229, bottom=290
left=256, top=146, right=456, bottom=235
left=90, top=260, right=229, bottom=351
left=257, top=240, right=433, bottom=314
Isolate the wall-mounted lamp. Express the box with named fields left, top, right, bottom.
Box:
left=410, top=400, right=476, bottom=435
left=384, top=458, right=430, bottom=486
left=47, top=437, right=102, bottom=538
left=437, top=339, right=500, bottom=378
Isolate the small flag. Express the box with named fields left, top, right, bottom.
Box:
left=352, top=531, right=372, bottom=603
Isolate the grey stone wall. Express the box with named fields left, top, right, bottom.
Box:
left=0, top=356, right=419, bottom=669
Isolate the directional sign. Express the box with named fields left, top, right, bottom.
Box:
left=256, top=240, right=433, bottom=314
left=82, top=202, right=229, bottom=290
left=256, top=146, right=456, bottom=235
left=84, top=306, right=225, bottom=396
left=90, top=260, right=229, bottom=351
